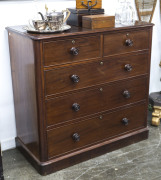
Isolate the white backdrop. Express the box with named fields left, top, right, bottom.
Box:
left=0, top=0, right=160, bottom=151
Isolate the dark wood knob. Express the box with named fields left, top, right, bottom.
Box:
left=123, top=90, right=131, bottom=99
left=122, top=118, right=129, bottom=125
left=125, top=39, right=133, bottom=47
left=72, top=103, right=80, bottom=112
left=71, top=75, right=80, bottom=83
left=125, top=64, right=132, bottom=72
left=72, top=133, right=80, bottom=142
left=70, top=47, right=79, bottom=56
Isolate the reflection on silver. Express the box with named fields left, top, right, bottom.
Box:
left=23, top=25, right=71, bottom=34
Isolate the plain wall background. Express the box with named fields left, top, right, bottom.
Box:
left=0, top=0, right=160, bottom=151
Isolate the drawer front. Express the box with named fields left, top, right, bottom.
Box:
left=47, top=103, right=147, bottom=158
left=45, top=53, right=148, bottom=96
left=104, top=29, right=149, bottom=56
left=45, top=76, right=147, bottom=126
left=43, top=36, right=101, bottom=67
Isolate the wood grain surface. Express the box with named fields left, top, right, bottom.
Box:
left=104, top=29, right=150, bottom=56
left=8, top=32, right=40, bottom=159
left=43, top=35, right=101, bottom=67
left=47, top=102, right=147, bottom=158
left=45, top=76, right=148, bottom=127
left=44, top=52, right=149, bottom=96
left=82, top=15, right=115, bottom=29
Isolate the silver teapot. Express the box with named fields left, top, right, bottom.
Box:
left=38, top=8, right=71, bottom=30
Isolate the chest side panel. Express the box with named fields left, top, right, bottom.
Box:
left=8, top=32, right=40, bottom=160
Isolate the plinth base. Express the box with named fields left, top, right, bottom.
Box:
left=16, top=128, right=148, bottom=175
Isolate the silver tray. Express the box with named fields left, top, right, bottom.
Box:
left=23, top=25, right=71, bottom=34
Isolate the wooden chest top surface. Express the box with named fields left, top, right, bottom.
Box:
left=6, top=21, right=153, bottom=41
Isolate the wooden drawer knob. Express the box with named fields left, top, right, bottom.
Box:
left=125, top=64, right=132, bottom=72
left=125, top=39, right=133, bottom=47
left=123, top=90, right=131, bottom=99
left=72, top=103, right=80, bottom=112
left=71, top=74, right=80, bottom=83
left=70, top=47, right=79, bottom=56
left=72, top=133, right=80, bottom=142
left=122, top=118, right=129, bottom=125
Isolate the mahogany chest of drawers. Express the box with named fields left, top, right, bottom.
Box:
left=6, top=21, right=153, bottom=175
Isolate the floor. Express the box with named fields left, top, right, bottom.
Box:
left=3, top=112, right=161, bottom=180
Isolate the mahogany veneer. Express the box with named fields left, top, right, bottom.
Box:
left=6, top=21, right=153, bottom=175
left=47, top=102, right=147, bottom=158
left=103, top=29, right=150, bottom=56
left=43, top=35, right=101, bottom=66
left=45, top=52, right=148, bottom=96
left=46, top=76, right=147, bottom=126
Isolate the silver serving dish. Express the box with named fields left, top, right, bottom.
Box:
left=23, top=25, right=71, bottom=34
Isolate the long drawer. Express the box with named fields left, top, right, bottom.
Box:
left=44, top=53, right=148, bottom=96
left=47, top=102, right=147, bottom=158
left=45, top=76, right=147, bottom=127
left=103, top=29, right=149, bottom=57
left=43, top=35, right=101, bottom=67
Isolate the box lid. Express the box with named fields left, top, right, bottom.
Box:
left=68, top=8, right=104, bottom=14
left=83, top=14, right=115, bottom=21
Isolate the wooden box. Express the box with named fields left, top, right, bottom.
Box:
left=67, top=8, right=104, bottom=27
left=82, top=14, right=115, bottom=29
left=76, top=0, right=102, bottom=9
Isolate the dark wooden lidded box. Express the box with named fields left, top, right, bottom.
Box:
left=67, top=8, right=104, bottom=27
left=82, top=14, right=115, bottom=29
left=6, top=21, right=153, bottom=175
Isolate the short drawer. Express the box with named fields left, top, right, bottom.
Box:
left=103, top=29, right=149, bottom=57
left=43, top=36, right=101, bottom=67
left=45, top=76, right=148, bottom=126
left=44, top=53, right=149, bottom=96
left=47, top=102, right=147, bottom=158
